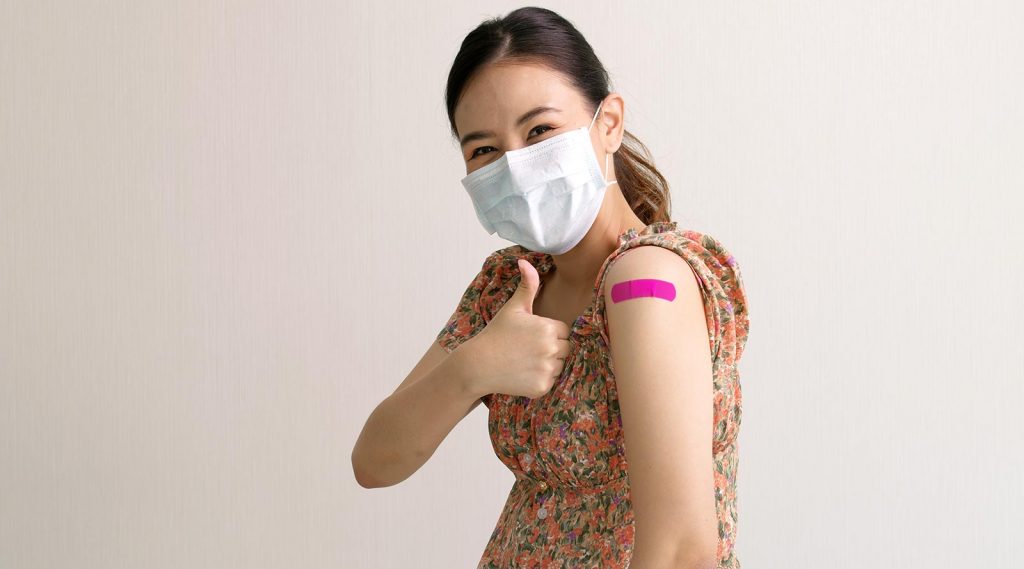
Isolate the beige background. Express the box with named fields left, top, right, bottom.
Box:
left=2, top=1, right=1022, bottom=567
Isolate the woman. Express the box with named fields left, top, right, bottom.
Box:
left=352, top=7, right=750, bottom=568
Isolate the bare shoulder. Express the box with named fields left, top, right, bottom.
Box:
left=605, top=244, right=701, bottom=294
left=602, top=244, right=708, bottom=347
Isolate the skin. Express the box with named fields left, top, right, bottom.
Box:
left=352, top=61, right=718, bottom=568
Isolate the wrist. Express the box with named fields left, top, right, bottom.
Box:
left=446, top=337, right=488, bottom=400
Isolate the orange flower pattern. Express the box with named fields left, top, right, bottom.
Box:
left=436, top=221, right=750, bottom=568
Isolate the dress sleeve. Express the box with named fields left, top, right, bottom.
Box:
left=435, top=251, right=501, bottom=353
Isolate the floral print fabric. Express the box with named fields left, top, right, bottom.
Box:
left=436, top=221, right=750, bottom=568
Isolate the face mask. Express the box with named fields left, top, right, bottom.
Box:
left=461, top=100, right=618, bottom=254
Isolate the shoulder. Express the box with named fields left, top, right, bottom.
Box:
left=605, top=243, right=700, bottom=284
left=602, top=243, right=705, bottom=332
left=476, top=244, right=534, bottom=286
left=603, top=227, right=726, bottom=293
left=485, top=244, right=530, bottom=269
left=465, top=245, right=526, bottom=286
left=600, top=227, right=750, bottom=361
left=610, top=227, right=746, bottom=299
left=469, top=244, right=544, bottom=314
left=625, top=228, right=741, bottom=271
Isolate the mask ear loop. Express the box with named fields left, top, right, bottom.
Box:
left=590, top=100, right=619, bottom=188
left=589, top=100, right=604, bottom=131
left=605, top=153, right=618, bottom=188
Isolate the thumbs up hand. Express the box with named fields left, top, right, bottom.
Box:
left=463, top=259, right=572, bottom=400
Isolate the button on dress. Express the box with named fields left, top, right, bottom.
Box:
left=435, top=221, right=750, bottom=568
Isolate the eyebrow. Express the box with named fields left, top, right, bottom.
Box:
left=459, top=106, right=563, bottom=148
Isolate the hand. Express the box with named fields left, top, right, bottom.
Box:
left=464, top=259, right=572, bottom=399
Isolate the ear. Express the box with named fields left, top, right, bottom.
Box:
left=597, top=92, right=626, bottom=153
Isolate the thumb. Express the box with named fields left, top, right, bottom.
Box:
left=509, top=258, right=540, bottom=315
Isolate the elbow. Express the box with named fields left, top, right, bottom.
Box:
left=352, top=448, right=409, bottom=489
left=351, top=447, right=385, bottom=489
left=351, top=443, right=419, bottom=489
left=353, top=465, right=379, bottom=489
left=351, top=452, right=372, bottom=488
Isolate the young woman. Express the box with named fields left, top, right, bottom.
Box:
left=352, top=7, right=750, bottom=568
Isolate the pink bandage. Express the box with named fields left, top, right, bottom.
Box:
left=610, top=278, right=676, bottom=303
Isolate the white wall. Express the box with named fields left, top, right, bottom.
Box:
left=1, top=1, right=1021, bottom=567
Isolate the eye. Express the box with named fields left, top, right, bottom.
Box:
left=470, top=145, right=496, bottom=159
left=529, top=124, right=554, bottom=137
left=468, top=125, right=556, bottom=160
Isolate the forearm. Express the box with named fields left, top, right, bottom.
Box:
left=351, top=345, right=483, bottom=488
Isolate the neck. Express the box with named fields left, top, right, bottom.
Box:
left=544, top=188, right=647, bottom=291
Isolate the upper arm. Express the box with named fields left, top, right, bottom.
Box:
left=603, top=245, right=718, bottom=557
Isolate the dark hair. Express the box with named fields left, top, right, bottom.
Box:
left=444, top=6, right=672, bottom=224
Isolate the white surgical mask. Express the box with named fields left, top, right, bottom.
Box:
left=461, top=100, right=617, bottom=254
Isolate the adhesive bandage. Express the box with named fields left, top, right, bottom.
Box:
left=609, top=279, right=676, bottom=303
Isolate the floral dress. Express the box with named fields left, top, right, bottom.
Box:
left=435, top=221, right=750, bottom=568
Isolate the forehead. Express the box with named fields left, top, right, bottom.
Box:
left=453, top=62, right=584, bottom=134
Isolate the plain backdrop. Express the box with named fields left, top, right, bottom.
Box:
left=1, top=1, right=1022, bottom=568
